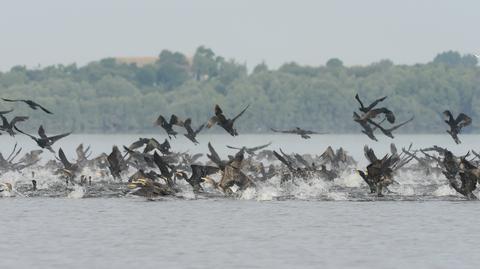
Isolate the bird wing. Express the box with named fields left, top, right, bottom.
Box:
left=183, top=118, right=194, bottom=134
left=207, top=142, right=223, bottom=168
left=364, top=145, right=378, bottom=163
left=387, top=116, right=414, bottom=132
left=128, top=138, right=148, bottom=150
left=38, top=125, right=48, bottom=139
left=294, top=154, right=312, bottom=169
left=248, top=142, right=272, bottom=152
left=155, top=115, right=167, bottom=127
left=443, top=110, right=454, bottom=124
left=0, top=115, right=9, bottom=128
left=271, top=128, right=296, bottom=134
left=365, top=96, right=387, bottom=111
left=48, top=132, right=71, bottom=144
left=226, top=145, right=241, bottom=150
left=206, top=116, right=218, bottom=128
left=232, top=104, right=250, bottom=122
left=153, top=151, right=171, bottom=177
left=36, top=103, right=53, bottom=114
left=214, top=104, right=223, bottom=116
left=58, top=148, right=73, bottom=169
left=1, top=98, right=20, bottom=103
left=368, top=107, right=395, bottom=123
left=191, top=164, right=220, bottom=178
left=320, top=146, right=335, bottom=161
left=194, top=123, right=205, bottom=134
left=10, top=116, right=29, bottom=126
left=170, top=114, right=184, bottom=127
left=456, top=113, right=472, bottom=128
left=13, top=126, right=37, bottom=141
left=354, top=93, right=365, bottom=110
left=273, top=150, right=294, bottom=171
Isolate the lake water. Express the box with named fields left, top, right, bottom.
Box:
left=0, top=134, right=479, bottom=269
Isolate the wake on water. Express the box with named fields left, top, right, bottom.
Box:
left=0, top=165, right=473, bottom=201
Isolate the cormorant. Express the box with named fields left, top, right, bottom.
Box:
left=14, top=125, right=70, bottom=153
left=183, top=118, right=204, bottom=145
left=226, top=142, right=272, bottom=155
left=155, top=114, right=184, bottom=138
left=271, top=127, right=323, bottom=139
left=0, top=115, right=28, bottom=136
left=2, top=98, right=53, bottom=114
left=207, top=104, right=250, bottom=136
left=443, top=110, right=472, bottom=144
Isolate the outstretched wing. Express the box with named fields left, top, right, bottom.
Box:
left=183, top=118, right=194, bottom=134
left=58, top=148, right=73, bottom=169
left=456, top=113, right=472, bottom=129
left=232, top=104, right=250, bottom=122
left=226, top=145, right=242, bottom=150
left=128, top=138, right=148, bottom=150
left=153, top=151, right=171, bottom=177
left=38, top=125, right=48, bottom=139
left=354, top=94, right=365, bottom=110
left=195, top=123, right=205, bottom=134
left=368, top=107, right=395, bottom=123
left=248, top=142, right=272, bottom=152
left=364, top=145, right=378, bottom=163
left=273, top=150, right=294, bottom=171
left=271, top=128, right=296, bottom=134
left=214, top=105, right=223, bottom=116
left=155, top=115, right=167, bottom=127
left=0, top=115, right=9, bottom=127
left=387, top=116, right=414, bottom=132
left=365, top=96, right=387, bottom=111
left=48, top=132, right=71, bottom=144
left=170, top=114, right=184, bottom=127
left=1, top=98, right=21, bottom=103
left=36, top=103, right=53, bottom=114
left=207, top=142, right=223, bottom=168
left=13, top=126, right=37, bottom=140
left=10, top=116, right=29, bottom=127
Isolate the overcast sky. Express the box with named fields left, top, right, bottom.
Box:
left=0, top=0, right=478, bottom=70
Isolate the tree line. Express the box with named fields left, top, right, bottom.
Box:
left=0, top=47, right=478, bottom=134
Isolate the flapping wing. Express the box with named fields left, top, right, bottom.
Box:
left=387, top=116, right=414, bottom=132
left=456, top=113, right=472, bottom=129
left=232, top=104, right=250, bottom=122
left=354, top=94, right=365, bottom=110
left=38, top=125, right=48, bottom=139
left=249, top=142, right=272, bottom=152
left=368, top=107, right=395, bottom=123
left=128, top=138, right=148, bottom=150
left=10, top=116, right=29, bottom=126
left=364, top=145, right=378, bottom=163
left=183, top=118, right=194, bottom=134
left=58, top=148, right=72, bottom=169
left=207, top=142, right=223, bottom=167
left=226, top=145, right=242, bottom=150
left=1, top=98, right=21, bottom=103
left=271, top=128, right=296, bottom=134
left=214, top=105, right=223, bottom=116
left=153, top=151, right=171, bottom=177
left=191, top=164, right=220, bottom=178
left=195, top=123, right=205, bottom=134
left=170, top=114, right=184, bottom=127
left=0, top=115, right=9, bottom=127
left=155, top=115, right=167, bottom=127
left=365, top=96, right=387, bottom=111
left=13, top=126, right=37, bottom=140
left=37, top=103, right=53, bottom=114
left=48, top=132, right=71, bottom=144
left=273, top=150, right=294, bottom=171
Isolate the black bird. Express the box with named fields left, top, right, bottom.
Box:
left=176, top=165, right=220, bottom=192
left=14, top=125, right=70, bottom=153
left=226, top=142, right=272, bottom=155
left=355, top=94, right=387, bottom=113
left=0, top=115, right=28, bottom=136
left=2, top=98, right=53, bottom=114
left=271, top=127, right=324, bottom=139
left=183, top=118, right=204, bottom=145
left=368, top=116, right=414, bottom=139
left=155, top=114, right=184, bottom=138
left=355, top=107, right=395, bottom=124
left=207, top=104, right=249, bottom=136
left=107, top=146, right=126, bottom=180
left=128, top=137, right=170, bottom=154
left=443, top=110, right=472, bottom=144
left=353, top=112, right=380, bottom=141
left=58, top=148, right=80, bottom=179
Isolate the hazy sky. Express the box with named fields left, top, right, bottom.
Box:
left=0, top=0, right=478, bottom=70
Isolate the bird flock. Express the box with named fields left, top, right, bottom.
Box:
left=0, top=95, right=477, bottom=201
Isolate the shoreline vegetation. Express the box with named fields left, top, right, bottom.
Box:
left=0, top=47, right=478, bottom=134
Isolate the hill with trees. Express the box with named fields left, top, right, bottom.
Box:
left=0, top=47, right=478, bottom=134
